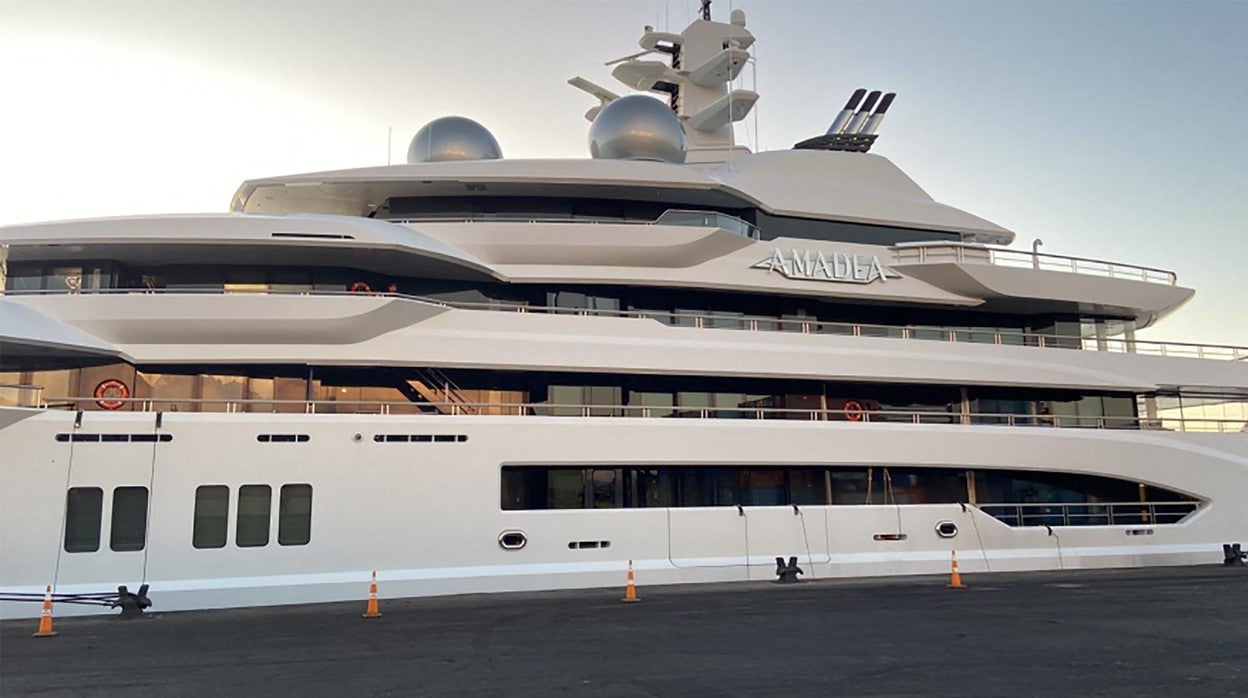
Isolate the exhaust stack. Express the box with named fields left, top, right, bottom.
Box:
left=793, top=87, right=897, bottom=153
left=843, top=90, right=881, bottom=135
left=825, top=88, right=867, bottom=135
left=859, top=92, right=896, bottom=135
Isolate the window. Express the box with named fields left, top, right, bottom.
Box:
left=64, top=487, right=103, bottom=552
left=236, top=485, right=272, bottom=547
left=278, top=484, right=313, bottom=546
left=193, top=486, right=229, bottom=549
left=110, top=487, right=149, bottom=552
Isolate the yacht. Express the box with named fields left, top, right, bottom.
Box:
left=2, top=4, right=1246, bottom=618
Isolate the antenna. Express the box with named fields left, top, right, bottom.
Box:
left=386, top=126, right=392, bottom=166
left=701, top=0, right=711, bottom=21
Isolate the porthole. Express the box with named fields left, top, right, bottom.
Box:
left=935, top=520, right=958, bottom=538
left=498, top=530, right=527, bottom=550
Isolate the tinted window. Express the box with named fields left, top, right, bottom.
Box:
left=110, top=487, right=149, bottom=552
left=277, top=484, right=312, bottom=546
left=193, top=486, right=229, bottom=549
left=236, top=485, right=271, bottom=547
left=64, top=487, right=103, bottom=552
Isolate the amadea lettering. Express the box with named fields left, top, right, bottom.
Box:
left=751, top=248, right=900, bottom=284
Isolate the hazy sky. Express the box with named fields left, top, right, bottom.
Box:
left=2, top=0, right=1245, bottom=345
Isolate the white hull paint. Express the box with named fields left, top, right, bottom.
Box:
left=3, top=408, right=1244, bottom=618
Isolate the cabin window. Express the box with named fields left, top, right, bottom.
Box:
left=236, top=485, right=272, bottom=547
left=193, top=486, right=230, bottom=549
left=64, top=487, right=103, bottom=552
left=110, top=487, right=149, bottom=552
left=278, top=484, right=313, bottom=546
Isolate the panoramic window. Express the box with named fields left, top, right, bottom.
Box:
left=192, top=486, right=230, bottom=549
left=110, top=486, right=149, bottom=552
left=277, top=484, right=313, bottom=546
left=500, top=465, right=1196, bottom=525
left=236, top=485, right=272, bottom=547
left=64, top=487, right=103, bottom=553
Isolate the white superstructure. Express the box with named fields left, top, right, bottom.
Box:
left=2, top=5, right=1246, bottom=618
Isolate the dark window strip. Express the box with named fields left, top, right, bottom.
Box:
left=56, top=433, right=172, bottom=443
left=257, top=434, right=310, bottom=443
left=373, top=434, right=468, bottom=443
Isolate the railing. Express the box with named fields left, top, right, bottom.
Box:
left=386, top=208, right=762, bottom=239
left=0, top=382, right=44, bottom=408
left=32, top=397, right=1248, bottom=433
left=5, top=288, right=1245, bottom=361
left=891, top=242, right=1178, bottom=286
left=978, top=501, right=1200, bottom=527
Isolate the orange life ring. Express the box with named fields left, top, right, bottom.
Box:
left=349, top=281, right=372, bottom=294
left=94, top=379, right=130, bottom=410
left=843, top=400, right=866, bottom=422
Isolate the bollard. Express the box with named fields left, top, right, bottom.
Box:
left=774, top=556, right=804, bottom=584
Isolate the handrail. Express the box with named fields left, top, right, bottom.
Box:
left=33, top=396, right=1248, bottom=433
left=978, top=500, right=1200, bottom=527
left=6, top=288, right=1244, bottom=360
left=891, top=241, right=1178, bottom=286
left=0, top=382, right=45, bottom=408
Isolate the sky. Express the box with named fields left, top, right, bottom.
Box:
left=1, top=0, right=1245, bottom=346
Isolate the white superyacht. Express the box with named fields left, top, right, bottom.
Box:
left=2, top=4, right=1246, bottom=617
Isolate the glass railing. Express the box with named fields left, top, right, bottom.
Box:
left=891, top=242, right=1178, bottom=286
left=30, top=397, right=1248, bottom=433
left=653, top=209, right=761, bottom=239
left=978, top=501, right=1200, bottom=527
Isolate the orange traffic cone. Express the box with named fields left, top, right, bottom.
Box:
left=33, top=585, right=57, bottom=637
left=362, top=570, right=382, bottom=619
left=947, top=550, right=968, bottom=589
left=622, top=559, right=641, bottom=603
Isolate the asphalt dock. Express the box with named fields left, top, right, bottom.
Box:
left=2, top=566, right=1244, bottom=697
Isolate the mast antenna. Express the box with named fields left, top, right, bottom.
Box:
left=701, top=0, right=711, bottom=21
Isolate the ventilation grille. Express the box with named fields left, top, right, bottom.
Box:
left=373, top=434, right=468, bottom=443
left=56, top=433, right=172, bottom=443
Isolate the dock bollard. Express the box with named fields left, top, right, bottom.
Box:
left=947, top=550, right=968, bottom=589
left=362, top=570, right=382, bottom=619
left=622, top=559, right=641, bottom=603
left=33, top=585, right=57, bottom=638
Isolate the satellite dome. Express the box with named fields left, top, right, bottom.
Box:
left=588, top=95, right=687, bottom=164
left=406, top=116, right=502, bottom=163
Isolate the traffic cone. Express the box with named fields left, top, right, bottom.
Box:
left=362, top=570, right=382, bottom=619
left=622, top=559, right=641, bottom=603
left=947, top=550, right=968, bottom=589
left=33, top=585, right=57, bottom=637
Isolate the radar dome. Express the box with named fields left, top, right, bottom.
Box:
left=588, top=95, right=687, bottom=164
left=406, top=116, right=502, bottom=164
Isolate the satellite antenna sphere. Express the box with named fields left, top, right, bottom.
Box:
left=588, top=95, right=687, bottom=164
left=407, top=116, right=503, bottom=163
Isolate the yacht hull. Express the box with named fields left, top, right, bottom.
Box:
left=2, top=409, right=1245, bottom=618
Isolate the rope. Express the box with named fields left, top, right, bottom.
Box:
left=741, top=506, right=750, bottom=581
left=795, top=505, right=817, bottom=580
left=140, top=415, right=161, bottom=584
left=1051, top=526, right=1065, bottom=569
left=0, top=591, right=115, bottom=606
left=967, top=505, right=992, bottom=572
left=51, top=416, right=79, bottom=593
left=884, top=468, right=902, bottom=535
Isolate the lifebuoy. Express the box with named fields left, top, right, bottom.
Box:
left=94, top=379, right=130, bottom=410
left=349, top=281, right=372, bottom=294
left=843, top=400, right=866, bottom=422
